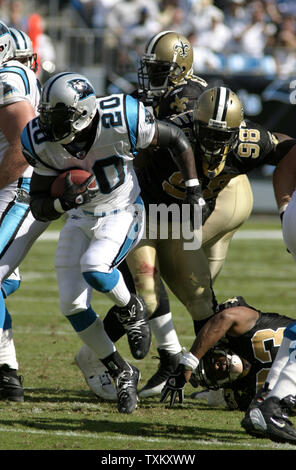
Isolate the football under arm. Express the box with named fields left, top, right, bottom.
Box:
left=151, top=120, right=199, bottom=185
left=30, top=172, right=62, bottom=222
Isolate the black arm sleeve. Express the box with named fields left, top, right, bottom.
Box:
left=29, top=173, right=63, bottom=222
left=267, top=139, right=296, bottom=166
left=156, top=120, right=191, bottom=155
left=30, top=195, right=62, bottom=222
left=155, top=120, right=197, bottom=182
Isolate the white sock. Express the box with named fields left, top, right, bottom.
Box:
left=0, top=328, right=18, bottom=370
left=265, top=336, right=291, bottom=389
left=105, top=271, right=131, bottom=307
left=149, top=312, right=182, bottom=354
left=77, top=318, right=116, bottom=359
left=270, top=359, right=296, bottom=400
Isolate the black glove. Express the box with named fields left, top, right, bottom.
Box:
left=184, top=185, right=207, bottom=229
left=59, top=172, right=98, bottom=211
left=160, top=364, right=187, bottom=406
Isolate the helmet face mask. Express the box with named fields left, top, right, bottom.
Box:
left=9, top=27, right=38, bottom=72
left=195, top=347, right=244, bottom=390
left=39, top=103, right=84, bottom=143
left=138, top=31, right=193, bottom=97
left=38, top=73, right=97, bottom=145
left=194, top=87, right=244, bottom=178
left=0, top=21, right=14, bottom=65
left=16, top=53, right=38, bottom=72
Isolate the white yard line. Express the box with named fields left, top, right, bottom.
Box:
left=0, top=426, right=293, bottom=450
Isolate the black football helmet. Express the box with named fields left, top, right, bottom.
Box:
left=191, top=344, right=244, bottom=390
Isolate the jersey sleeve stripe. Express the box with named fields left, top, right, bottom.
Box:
left=0, top=65, right=30, bottom=94
left=21, top=124, right=61, bottom=171
left=21, top=125, right=35, bottom=157
left=124, top=94, right=139, bottom=153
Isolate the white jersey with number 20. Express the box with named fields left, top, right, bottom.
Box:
left=21, top=93, right=156, bottom=213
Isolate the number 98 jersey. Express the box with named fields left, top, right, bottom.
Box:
left=21, top=94, right=156, bottom=213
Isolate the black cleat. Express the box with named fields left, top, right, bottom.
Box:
left=240, top=383, right=272, bottom=437
left=138, top=348, right=182, bottom=398
left=0, top=364, right=24, bottom=402
left=280, top=394, right=296, bottom=416
left=115, top=364, right=140, bottom=414
left=113, top=294, right=151, bottom=359
left=242, top=396, right=296, bottom=443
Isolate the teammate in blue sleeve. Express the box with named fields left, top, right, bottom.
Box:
left=0, top=22, right=50, bottom=402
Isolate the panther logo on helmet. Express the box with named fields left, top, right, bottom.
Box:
left=67, top=78, right=95, bottom=102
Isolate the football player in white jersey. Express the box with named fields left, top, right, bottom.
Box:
left=0, top=22, right=50, bottom=402
left=21, top=71, right=204, bottom=414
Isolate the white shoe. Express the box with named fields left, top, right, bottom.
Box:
left=190, top=389, right=226, bottom=406
left=75, top=344, right=117, bottom=401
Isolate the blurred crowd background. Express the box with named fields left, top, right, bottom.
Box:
left=1, top=0, right=296, bottom=211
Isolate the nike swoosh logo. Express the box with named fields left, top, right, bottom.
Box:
left=270, top=417, right=286, bottom=428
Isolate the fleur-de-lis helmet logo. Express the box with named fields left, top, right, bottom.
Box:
left=173, top=40, right=190, bottom=59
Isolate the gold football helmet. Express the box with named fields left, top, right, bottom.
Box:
left=138, top=31, right=193, bottom=97
left=193, top=87, right=244, bottom=178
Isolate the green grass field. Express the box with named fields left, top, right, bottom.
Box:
left=1, top=214, right=296, bottom=454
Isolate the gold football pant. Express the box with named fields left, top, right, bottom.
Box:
left=127, top=174, right=253, bottom=321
